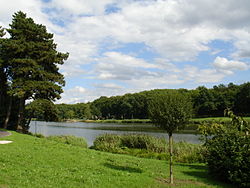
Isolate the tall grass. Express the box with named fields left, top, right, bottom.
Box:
left=93, top=134, right=204, bottom=163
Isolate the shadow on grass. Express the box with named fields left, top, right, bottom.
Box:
left=178, top=164, right=234, bottom=188
left=103, top=163, right=143, bottom=173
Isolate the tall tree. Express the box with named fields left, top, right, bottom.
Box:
left=0, top=11, right=68, bottom=130
left=0, top=26, right=9, bottom=128
left=234, top=82, right=250, bottom=116
left=148, top=91, right=192, bottom=184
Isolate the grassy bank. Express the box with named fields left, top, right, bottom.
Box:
left=0, top=131, right=232, bottom=188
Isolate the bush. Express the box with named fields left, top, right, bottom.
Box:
left=120, top=134, right=167, bottom=153
left=47, top=135, right=88, bottom=148
left=173, top=141, right=205, bottom=163
left=93, top=134, right=203, bottom=163
left=93, top=134, right=122, bottom=152
left=205, top=132, right=250, bottom=187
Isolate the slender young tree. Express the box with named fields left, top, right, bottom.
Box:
left=148, top=91, right=192, bottom=184
left=1, top=11, right=68, bottom=130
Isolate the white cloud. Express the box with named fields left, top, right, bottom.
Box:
left=92, top=52, right=159, bottom=81
left=57, top=86, right=87, bottom=103
left=183, top=66, right=226, bottom=83
left=2, top=0, right=250, bottom=103
left=213, top=56, right=249, bottom=74
left=100, top=51, right=157, bottom=68
left=48, top=0, right=116, bottom=16
left=93, top=83, right=123, bottom=90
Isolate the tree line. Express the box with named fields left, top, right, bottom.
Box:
left=54, top=82, right=250, bottom=121
left=0, top=12, right=68, bottom=131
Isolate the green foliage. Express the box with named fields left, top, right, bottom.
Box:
left=25, top=99, right=59, bottom=121
left=56, top=103, right=91, bottom=120
left=235, top=82, right=250, bottom=116
left=200, top=111, right=250, bottom=187
left=93, top=134, right=122, bottom=152
left=93, top=134, right=204, bottom=163
left=148, top=91, right=193, bottom=134
left=93, top=134, right=166, bottom=153
left=224, top=108, right=249, bottom=133
left=205, top=132, right=250, bottom=187
left=198, top=122, right=226, bottom=141
left=0, top=11, right=68, bottom=130
left=47, top=135, right=88, bottom=148
left=0, top=26, right=5, bottom=37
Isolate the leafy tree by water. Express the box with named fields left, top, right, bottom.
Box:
left=148, top=91, right=192, bottom=184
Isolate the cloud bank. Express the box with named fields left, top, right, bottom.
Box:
left=1, top=0, right=249, bottom=103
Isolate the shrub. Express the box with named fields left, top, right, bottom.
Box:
left=205, top=132, right=250, bottom=187
left=93, top=134, right=122, bottom=152
left=47, top=135, right=88, bottom=148
left=173, top=141, right=205, bottom=163
left=120, top=134, right=167, bottom=153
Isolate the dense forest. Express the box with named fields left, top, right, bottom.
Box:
left=52, top=82, right=250, bottom=121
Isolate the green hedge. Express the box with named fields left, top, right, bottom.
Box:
left=205, top=133, right=250, bottom=187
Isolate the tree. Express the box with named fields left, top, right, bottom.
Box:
left=234, top=82, right=250, bottom=116
left=148, top=91, right=192, bottom=184
left=193, top=86, right=217, bottom=117
left=0, top=12, right=68, bottom=130
left=0, top=26, right=9, bottom=128
left=25, top=99, right=59, bottom=130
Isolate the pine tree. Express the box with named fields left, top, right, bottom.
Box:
left=0, top=12, right=68, bottom=130
left=0, top=26, right=8, bottom=128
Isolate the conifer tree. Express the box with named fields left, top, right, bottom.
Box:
left=0, top=12, right=68, bottom=130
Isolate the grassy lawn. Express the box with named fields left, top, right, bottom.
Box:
left=0, top=132, right=232, bottom=188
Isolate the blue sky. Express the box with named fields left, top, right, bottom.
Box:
left=1, top=0, right=250, bottom=103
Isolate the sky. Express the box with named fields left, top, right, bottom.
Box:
left=0, top=0, right=250, bottom=103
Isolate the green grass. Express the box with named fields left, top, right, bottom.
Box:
left=46, top=135, right=88, bottom=148
left=0, top=131, right=232, bottom=188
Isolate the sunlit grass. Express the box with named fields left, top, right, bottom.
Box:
left=0, top=131, right=232, bottom=187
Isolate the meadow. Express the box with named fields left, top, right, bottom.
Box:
left=0, top=131, right=233, bottom=188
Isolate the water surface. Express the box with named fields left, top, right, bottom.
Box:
left=29, top=121, right=201, bottom=146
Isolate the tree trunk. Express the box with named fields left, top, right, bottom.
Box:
left=16, top=97, right=25, bottom=130
left=169, top=132, right=174, bottom=184
left=25, top=110, right=34, bottom=132
left=3, top=96, right=12, bottom=129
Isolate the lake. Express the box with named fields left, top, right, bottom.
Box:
left=29, top=121, right=201, bottom=146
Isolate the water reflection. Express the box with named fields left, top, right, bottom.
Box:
left=29, top=121, right=201, bottom=146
